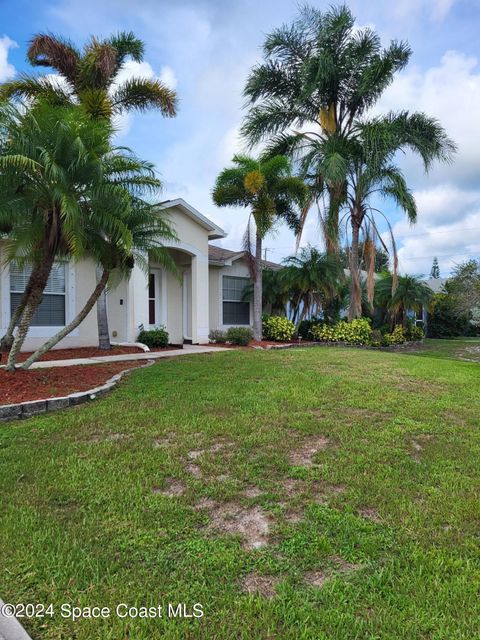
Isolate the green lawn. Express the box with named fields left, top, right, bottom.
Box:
left=1, top=348, right=479, bottom=639
left=407, top=337, right=480, bottom=362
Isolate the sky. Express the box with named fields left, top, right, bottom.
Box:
left=1, top=0, right=480, bottom=277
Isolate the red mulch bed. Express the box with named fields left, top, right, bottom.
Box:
left=11, top=345, right=173, bottom=363
left=1, top=360, right=148, bottom=405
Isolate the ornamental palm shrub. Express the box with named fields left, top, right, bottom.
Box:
left=262, top=316, right=295, bottom=342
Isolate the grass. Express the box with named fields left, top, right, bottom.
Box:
left=407, top=337, right=480, bottom=362
left=1, top=347, right=479, bottom=639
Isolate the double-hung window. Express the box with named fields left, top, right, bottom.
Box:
left=222, top=276, right=250, bottom=325
left=10, top=262, right=67, bottom=326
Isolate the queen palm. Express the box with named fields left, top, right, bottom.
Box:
left=343, top=114, right=454, bottom=319
left=242, top=4, right=411, bottom=253
left=212, top=155, right=307, bottom=340
left=0, top=31, right=177, bottom=349
left=0, top=101, right=167, bottom=370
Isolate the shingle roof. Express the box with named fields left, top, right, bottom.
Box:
left=208, top=244, right=281, bottom=270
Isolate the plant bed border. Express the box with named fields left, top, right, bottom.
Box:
left=0, top=360, right=155, bottom=422
left=262, top=340, right=424, bottom=351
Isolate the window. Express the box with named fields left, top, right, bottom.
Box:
left=148, top=273, right=156, bottom=324
left=222, top=276, right=250, bottom=325
left=10, top=262, right=66, bottom=326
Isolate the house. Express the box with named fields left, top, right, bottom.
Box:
left=0, top=199, right=272, bottom=351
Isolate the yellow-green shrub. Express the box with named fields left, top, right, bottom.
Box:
left=262, top=315, right=295, bottom=342
left=386, top=325, right=406, bottom=344
left=311, top=318, right=372, bottom=345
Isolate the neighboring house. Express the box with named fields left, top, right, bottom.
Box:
left=0, top=199, right=278, bottom=351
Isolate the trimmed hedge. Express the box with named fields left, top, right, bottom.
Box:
left=137, top=326, right=169, bottom=348
left=311, top=318, right=372, bottom=345
left=226, top=326, right=253, bottom=346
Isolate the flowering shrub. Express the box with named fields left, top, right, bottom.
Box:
left=262, top=315, right=295, bottom=342
left=311, top=318, right=372, bottom=345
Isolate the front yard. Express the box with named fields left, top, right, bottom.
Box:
left=1, top=347, right=479, bottom=639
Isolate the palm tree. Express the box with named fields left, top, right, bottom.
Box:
left=343, top=114, right=455, bottom=319
left=20, top=199, right=176, bottom=369
left=241, top=4, right=411, bottom=253
left=212, top=155, right=307, bottom=340
left=243, top=268, right=291, bottom=317
left=0, top=31, right=177, bottom=349
left=0, top=31, right=177, bottom=119
left=0, top=101, right=165, bottom=370
left=375, top=274, right=434, bottom=328
left=282, top=247, right=344, bottom=323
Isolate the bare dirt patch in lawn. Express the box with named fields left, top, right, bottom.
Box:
left=195, top=499, right=271, bottom=549
left=289, top=435, right=331, bottom=466
left=185, top=463, right=203, bottom=478
left=304, top=556, right=363, bottom=588
left=187, top=440, right=235, bottom=461
left=88, top=432, right=128, bottom=443
left=358, top=507, right=382, bottom=523
left=152, top=478, right=186, bottom=497
left=242, top=486, right=265, bottom=498
left=241, top=572, right=280, bottom=598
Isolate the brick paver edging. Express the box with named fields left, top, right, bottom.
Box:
left=0, top=360, right=155, bottom=422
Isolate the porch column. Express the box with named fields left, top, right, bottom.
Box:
left=126, top=263, right=149, bottom=342
left=191, top=253, right=209, bottom=344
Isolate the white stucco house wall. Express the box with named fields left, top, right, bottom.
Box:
left=0, top=198, right=274, bottom=351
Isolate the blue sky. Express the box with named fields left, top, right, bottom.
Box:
left=1, top=0, right=480, bottom=276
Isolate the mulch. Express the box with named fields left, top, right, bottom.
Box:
left=12, top=345, right=173, bottom=363
left=0, top=360, right=148, bottom=405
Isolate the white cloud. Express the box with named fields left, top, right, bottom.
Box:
left=159, top=65, right=177, bottom=90
left=0, top=36, right=17, bottom=82
left=393, top=0, right=457, bottom=21
left=389, top=186, right=480, bottom=276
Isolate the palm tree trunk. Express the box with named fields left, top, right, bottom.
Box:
left=252, top=233, right=263, bottom=341
left=5, top=254, right=56, bottom=371
left=348, top=217, right=362, bottom=320
left=21, top=269, right=110, bottom=369
left=0, top=268, right=38, bottom=361
left=96, top=265, right=111, bottom=350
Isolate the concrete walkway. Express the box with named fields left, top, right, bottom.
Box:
left=0, top=601, right=32, bottom=640
left=15, top=344, right=231, bottom=369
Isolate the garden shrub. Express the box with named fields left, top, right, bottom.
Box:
left=370, top=329, right=382, bottom=347
left=386, top=325, right=406, bottom=345
left=209, top=329, right=227, bottom=344
left=226, top=326, right=253, bottom=346
left=137, top=326, right=169, bottom=348
left=406, top=325, right=425, bottom=341
left=262, top=315, right=295, bottom=342
left=297, top=318, right=322, bottom=340
left=311, top=318, right=372, bottom=345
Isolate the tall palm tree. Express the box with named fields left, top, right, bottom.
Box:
left=0, top=101, right=165, bottom=370
left=0, top=31, right=177, bottom=349
left=375, top=274, right=434, bottom=328
left=0, top=31, right=177, bottom=119
left=343, top=114, right=455, bottom=319
left=212, top=155, right=307, bottom=340
left=241, top=4, right=411, bottom=253
left=283, top=247, right=344, bottom=323
left=20, top=198, right=176, bottom=369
